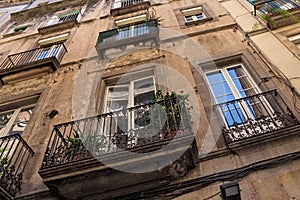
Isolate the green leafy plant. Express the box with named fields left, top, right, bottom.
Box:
left=261, top=8, right=299, bottom=29
left=138, top=90, right=192, bottom=141
left=65, top=130, right=105, bottom=161
left=274, top=8, right=298, bottom=22
left=261, top=13, right=276, bottom=28
left=0, top=148, right=9, bottom=177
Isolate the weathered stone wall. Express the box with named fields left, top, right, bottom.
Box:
left=0, top=0, right=300, bottom=199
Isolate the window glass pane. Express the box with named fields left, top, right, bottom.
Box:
left=134, top=23, right=148, bottom=36
left=37, top=48, right=50, bottom=60
left=50, top=45, right=61, bottom=57
left=184, top=16, right=193, bottom=22
left=227, top=66, right=257, bottom=98
left=216, top=94, right=235, bottom=103
left=0, top=111, right=14, bottom=135
left=206, top=71, right=224, bottom=84
left=134, top=77, right=154, bottom=94
left=134, top=91, right=155, bottom=106
left=10, top=107, right=34, bottom=135
left=222, top=105, right=246, bottom=127
left=134, top=77, right=154, bottom=105
left=207, top=71, right=234, bottom=103
left=117, top=27, right=130, bottom=40
left=107, top=86, right=129, bottom=112
left=207, top=69, right=247, bottom=127
left=195, top=13, right=206, bottom=20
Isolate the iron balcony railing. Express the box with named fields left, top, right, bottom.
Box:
left=253, top=0, right=300, bottom=17
left=121, top=0, right=147, bottom=7
left=97, top=20, right=158, bottom=45
left=0, top=134, right=34, bottom=197
left=112, top=0, right=148, bottom=9
left=214, top=90, right=299, bottom=144
left=39, top=11, right=81, bottom=29
left=41, top=97, right=192, bottom=169
left=0, top=44, right=67, bottom=72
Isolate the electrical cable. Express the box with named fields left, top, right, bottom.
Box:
left=203, top=192, right=221, bottom=200
left=108, top=150, right=300, bottom=200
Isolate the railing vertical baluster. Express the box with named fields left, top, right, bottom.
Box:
left=108, top=114, right=113, bottom=151
left=215, top=90, right=299, bottom=143
left=0, top=135, right=33, bottom=196
left=257, top=93, right=277, bottom=129
left=14, top=143, right=26, bottom=175
left=19, top=152, right=31, bottom=176
left=39, top=97, right=197, bottom=167
left=0, top=44, right=67, bottom=72
left=6, top=136, right=21, bottom=169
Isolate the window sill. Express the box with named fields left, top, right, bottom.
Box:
left=2, top=30, right=25, bottom=38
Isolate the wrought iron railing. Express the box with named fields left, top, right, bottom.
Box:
left=214, top=90, right=299, bottom=143
left=41, top=97, right=192, bottom=168
left=97, top=20, right=158, bottom=45
left=39, top=11, right=81, bottom=29
left=253, top=0, right=300, bottom=17
left=0, top=134, right=34, bottom=197
left=122, top=0, right=147, bottom=7
left=112, top=0, right=148, bottom=9
left=0, top=44, right=67, bottom=72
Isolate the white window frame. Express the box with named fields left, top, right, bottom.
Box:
left=102, top=75, right=156, bottom=149
left=205, top=64, right=273, bottom=128
left=0, top=104, right=35, bottom=137
left=104, top=76, right=156, bottom=112
left=184, top=13, right=207, bottom=23
left=181, top=6, right=207, bottom=23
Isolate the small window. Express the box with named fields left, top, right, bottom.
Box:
left=175, top=4, right=214, bottom=27
left=184, top=13, right=207, bottom=23
left=13, top=24, right=29, bottom=32
left=3, top=24, right=30, bottom=38
left=0, top=104, right=35, bottom=137
left=42, top=9, right=82, bottom=28
left=182, top=6, right=207, bottom=23
left=288, top=34, right=300, bottom=49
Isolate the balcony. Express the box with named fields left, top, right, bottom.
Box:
left=252, top=0, right=300, bottom=29
left=96, top=20, right=159, bottom=58
left=38, top=10, right=81, bottom=34
left=111, top=0, right=150, bottom=16
left=39, top=97, right=198, bottom=199
left=214, top=90, right=299, bottom=147
left=0, top=134, right=34, bottom=199
left=0, top=44, right=67, bottom=84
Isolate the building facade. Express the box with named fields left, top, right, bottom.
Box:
left=0, top=0, right=299, bottom=199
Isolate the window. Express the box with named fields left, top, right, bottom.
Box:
left=288, top=33, right=300, bottom=49
left=182, top=6, right=207, bottom=23
left=43, top=9, right=81, bottom=28
left=13, top=24, right=29, bottom=32
left=3, top=24, right=30, bottom=38
left=36, top=44, right=64, bottom=60
left=116, top=22, right=149, bottom=40
left=0, top=105, right=35, bottom=137
left=174, top=4, right=213, bottom=27
left=104, top=76, right=155, bottom=149
left=249, top=0, right=299, bottom=14
left=106, top=76, right=155, bottom=112
left=205, top=64, right=270, bottom=127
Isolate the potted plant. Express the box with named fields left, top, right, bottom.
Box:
left=65, top=130, right=106, bottom=161
left=137, top=90, right=192, bottom=143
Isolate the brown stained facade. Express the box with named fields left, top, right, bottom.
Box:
left=0, top=0, right=299, bottom=199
